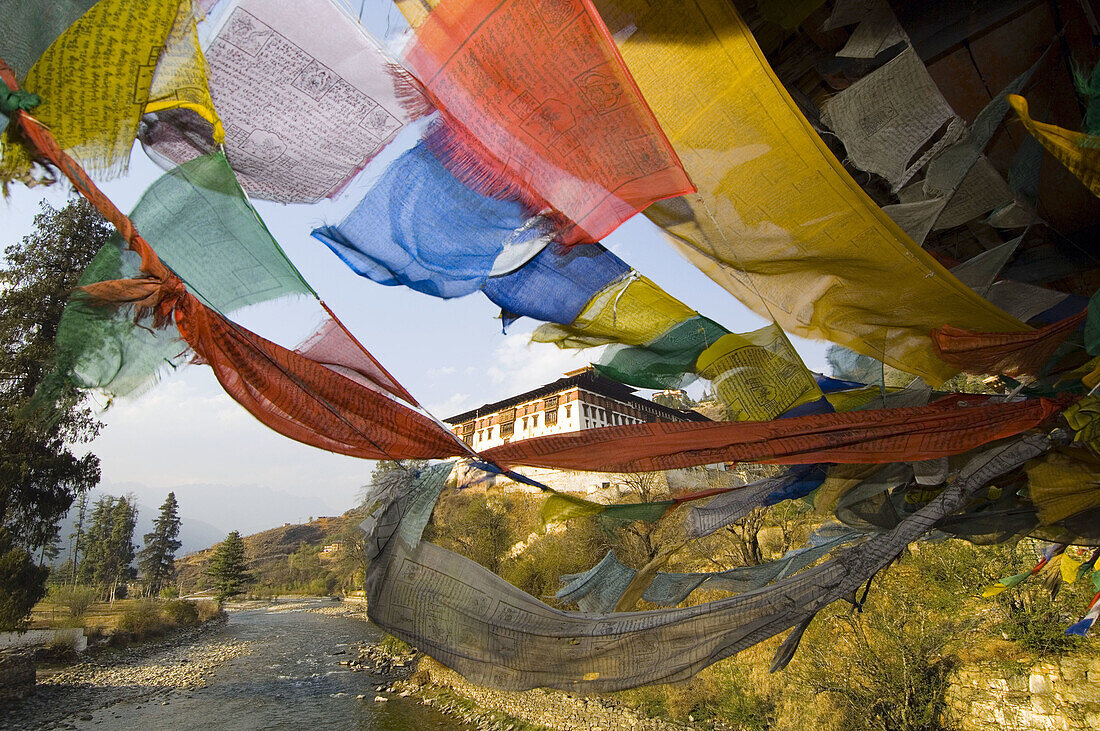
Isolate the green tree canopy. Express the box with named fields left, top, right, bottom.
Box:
left=79, top=495, right=138, bottom=601
left=206, top=530, right=251, bottom=601
left=0, top=527, right=49, bottom=631
left=138, top=492, right=183, bottom=597
left=0, top=198, right=109, bottom=551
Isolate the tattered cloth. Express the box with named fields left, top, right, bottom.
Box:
left=483, top=395, right=1062, bottom=472
left=403, top=0, right=694, bottom=244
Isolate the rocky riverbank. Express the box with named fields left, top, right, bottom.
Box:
left=310, top=602, right=689, bottom=731
left=0, top=619, right=252, bottom=731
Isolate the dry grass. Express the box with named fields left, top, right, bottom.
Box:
left=28, top=594, right=223, bottom=641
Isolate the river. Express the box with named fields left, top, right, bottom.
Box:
left=8, top=599, right=469, bottom=730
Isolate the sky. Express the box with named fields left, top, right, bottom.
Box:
left=1, top=0, right=830, bottom=541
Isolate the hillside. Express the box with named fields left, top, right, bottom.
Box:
left=175, top=512, right=364, bottom=595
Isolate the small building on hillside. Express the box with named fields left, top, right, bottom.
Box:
left=444, top=367, right=709, bottom=450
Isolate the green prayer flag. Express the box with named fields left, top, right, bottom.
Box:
left=595, top=316, right=728, bottom=390
left=41, top=239, right=186, bottom=410
left=130, top=151, right=314, bottom=314
left=37, top=151, right=317, bottom=412
left=981, top=570, right=1030, bottom=598
left=0, top=0, right=99, bottom=81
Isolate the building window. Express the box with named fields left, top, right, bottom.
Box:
left=545, top=409, right=557, bottom=426
left=522, top=417, right=528, bottom=430
left=488, top=427, right=494, bottom=439
left=532, top=414, right=538, bottom=427
left=583, top=404, right=589, bottom=417
left=501, top=421, right=514, bottom=438
left=565, top=405, right=571, bottom=418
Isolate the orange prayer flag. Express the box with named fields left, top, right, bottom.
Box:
left=483, top=395, right=1062, bottom=472
left=931, top=310, right=1086, bottom=377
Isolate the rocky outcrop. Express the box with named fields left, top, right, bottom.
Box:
left=947, top=655, right=1100, bottom=731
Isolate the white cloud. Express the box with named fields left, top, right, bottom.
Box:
left=484, top=328, right=598, bottom=398
left=427, top=365, right=457, bottom=377
left=427, top=392, right=473, bottom=418
left=88, top=368, right=368, bottom=508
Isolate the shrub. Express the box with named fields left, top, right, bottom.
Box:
left=194, top=599, right=223, bottom=623
left=500, top=518, right=609, bottom=603
left=162, top=599, right=200, bottom=626
left=424, top=491, right=512, bottom=574
left=51, top=585, right=97, bottom=621
left=118, top=601, right=170, bottom=639
left=997, top=586, right=1084, bottom=656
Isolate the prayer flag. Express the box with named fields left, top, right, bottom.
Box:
left=403, top=0, right=694, bottom=244
left=143, top=0, right=432, bottom=202
left=483, top=395, right=1060, bottom=472
left=311, top=133, right=553, bottom=298
left=1008, top=94, right=1100, bottom=198
left=1, top=0, right=184, bottom=177
left=594, top=0, right=1028, bottom=384
left=0, top=0, right=98, bottom=82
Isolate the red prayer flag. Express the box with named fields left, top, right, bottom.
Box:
left=404, top=0, right=694, bottom=244
left=931, top=310, right=1086, bottom=377
left=482, top=395, right=1063, bottom=472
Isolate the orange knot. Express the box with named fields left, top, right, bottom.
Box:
left=77, top=272, right=191, bottom=330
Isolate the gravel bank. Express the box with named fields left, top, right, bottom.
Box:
left=314, top=603, right=688, bottom=731
left=1, top=621, right=252, bottom=731
left=400, top=659, right=690, bottom=731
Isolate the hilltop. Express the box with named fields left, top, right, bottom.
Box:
left=175, top=511, right=366, bottom=596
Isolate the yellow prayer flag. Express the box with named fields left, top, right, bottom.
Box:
left=1026, top=450, right=1100, bottom=526
left=1007, top=94, right=1100, bottom=198
left=1, top=0, right=184, bottom=177
left=1060, top=552, right=1084, bottom=584
left=695, top=324, right=822, bottom=421
left=394, top=0, right=436, bottom=28
left=532, top=273, right=696, bottom=349
left=540, top=492, right=604, bottom=526
left=144, top=2, right=224, bottom=142
left=594, top=0, right=1028, bottom=384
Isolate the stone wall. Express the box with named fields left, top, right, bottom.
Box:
left=0, top=628, right=87, bottom=653
left=947, top=655, right=1100, bottom=731
left=455, top=462, right=734, bottom=498
left=0, top=652, right=35, bottom=703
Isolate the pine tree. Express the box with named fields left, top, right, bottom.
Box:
left=1, top=199, right=107, bottom=549
left=138, top=492, right=182, bottom=597
left=79, top=495, right=138, bottom=601
left=105, top=497, right=137, bottom=601
left=78, top=496, right=114, bottom=588
left=68, top=490, right=88, bottom=586
left=206, top=531, right=251, bottom=601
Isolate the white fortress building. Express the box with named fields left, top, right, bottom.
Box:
left=444, top=366, right=710, bottom=451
